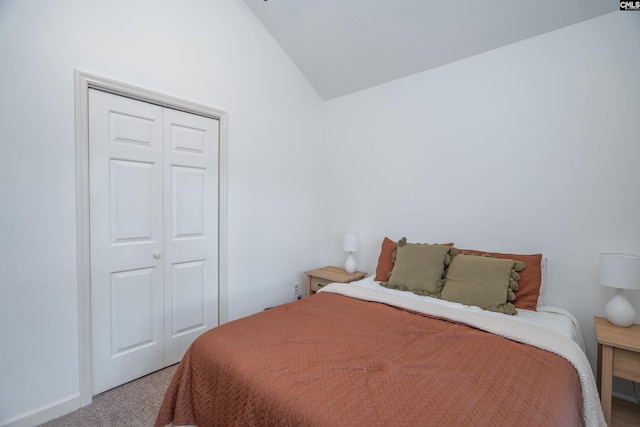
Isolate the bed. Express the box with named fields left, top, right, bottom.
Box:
left=155, top=240, right=606, bottom=427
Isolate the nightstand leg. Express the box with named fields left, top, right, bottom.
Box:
left=601, top=345, right=613, bottom=426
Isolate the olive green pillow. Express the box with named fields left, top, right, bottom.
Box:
left=441, top=254, right=524, bottom=315
left=381, top=238, right=454, bottom=297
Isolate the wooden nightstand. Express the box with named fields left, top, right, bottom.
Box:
left=595, top=316, right=640, bottom=426
left=304, top=266, right=366, bottom=295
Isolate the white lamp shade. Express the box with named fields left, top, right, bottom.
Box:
left=343, top=232, right=360, bottom=252
left=599, top=253, right=640, bottom=290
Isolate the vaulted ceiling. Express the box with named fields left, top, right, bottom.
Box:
left=243, top=0, right=617, bottom=100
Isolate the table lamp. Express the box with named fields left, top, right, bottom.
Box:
left=343, top=232, right=360, bottom=273
left=599, top=253, right=640, bottom=327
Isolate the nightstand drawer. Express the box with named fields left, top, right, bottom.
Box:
left=309, top=277, right=333, bottom=293
left=305, top=266, right=367, bottom=296
left=613, top=347, right=640, bottom=383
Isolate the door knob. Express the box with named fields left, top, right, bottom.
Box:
left=153, top=251, right=162, bottom=259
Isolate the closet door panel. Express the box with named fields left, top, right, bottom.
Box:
left=89, top=89, right=164, bottom=395
left=163, top=108, right=219, bottom=365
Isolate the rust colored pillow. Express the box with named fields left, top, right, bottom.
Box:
left=458, top=249, right=543, bottom=311
left=375, top=237, right=396, bottom=281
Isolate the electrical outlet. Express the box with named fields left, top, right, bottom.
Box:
left=293, top=282, right=301, bottom=296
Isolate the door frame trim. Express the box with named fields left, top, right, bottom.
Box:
left=74, top=70, right=228, bottom=406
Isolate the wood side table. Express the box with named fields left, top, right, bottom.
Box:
left=595, top=316, right=640, bottom=426
left=304, top=266, right=366, bottom=295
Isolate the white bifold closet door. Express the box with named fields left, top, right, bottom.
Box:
left=89, top=89, right=218, bottom=395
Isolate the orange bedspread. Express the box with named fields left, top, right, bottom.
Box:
left=156, top=292, right=583, bottom=426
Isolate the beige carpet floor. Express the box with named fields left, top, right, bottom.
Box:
left=40, top=364, right=178, bottom=427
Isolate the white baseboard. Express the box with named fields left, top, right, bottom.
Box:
left=0, top=394, right=80, bottom=427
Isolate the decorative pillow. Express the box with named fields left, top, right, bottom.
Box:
left=459, top=249, right=542, bottom=311
left=381, top=237, right=455, bottom=297
left=375, top=237, right=396, bottom=281
left=375, top=237, right=454, bottom=282
left=441, top=254, right=525, bottom=315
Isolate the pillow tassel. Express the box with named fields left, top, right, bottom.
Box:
left=504, top=304, right=517, bottom=315
left=509, top=277, right=519, bottom=293
left=514, top=261, right=526, bottom=272
left=391, top=237, right=407, bottom=264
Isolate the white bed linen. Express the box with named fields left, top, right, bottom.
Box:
left=346, top=274, right=586, bottom=350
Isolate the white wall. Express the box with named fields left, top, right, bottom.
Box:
left=0, top=0, right=324, bottom=424
left=322, top=11, right=640, bottom=379
left=1, top=3, right=639, bottom=423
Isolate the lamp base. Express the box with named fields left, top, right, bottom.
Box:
left=345, top=253, right=356, bottom=273
left=605, top=288, right=636, bottom=327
